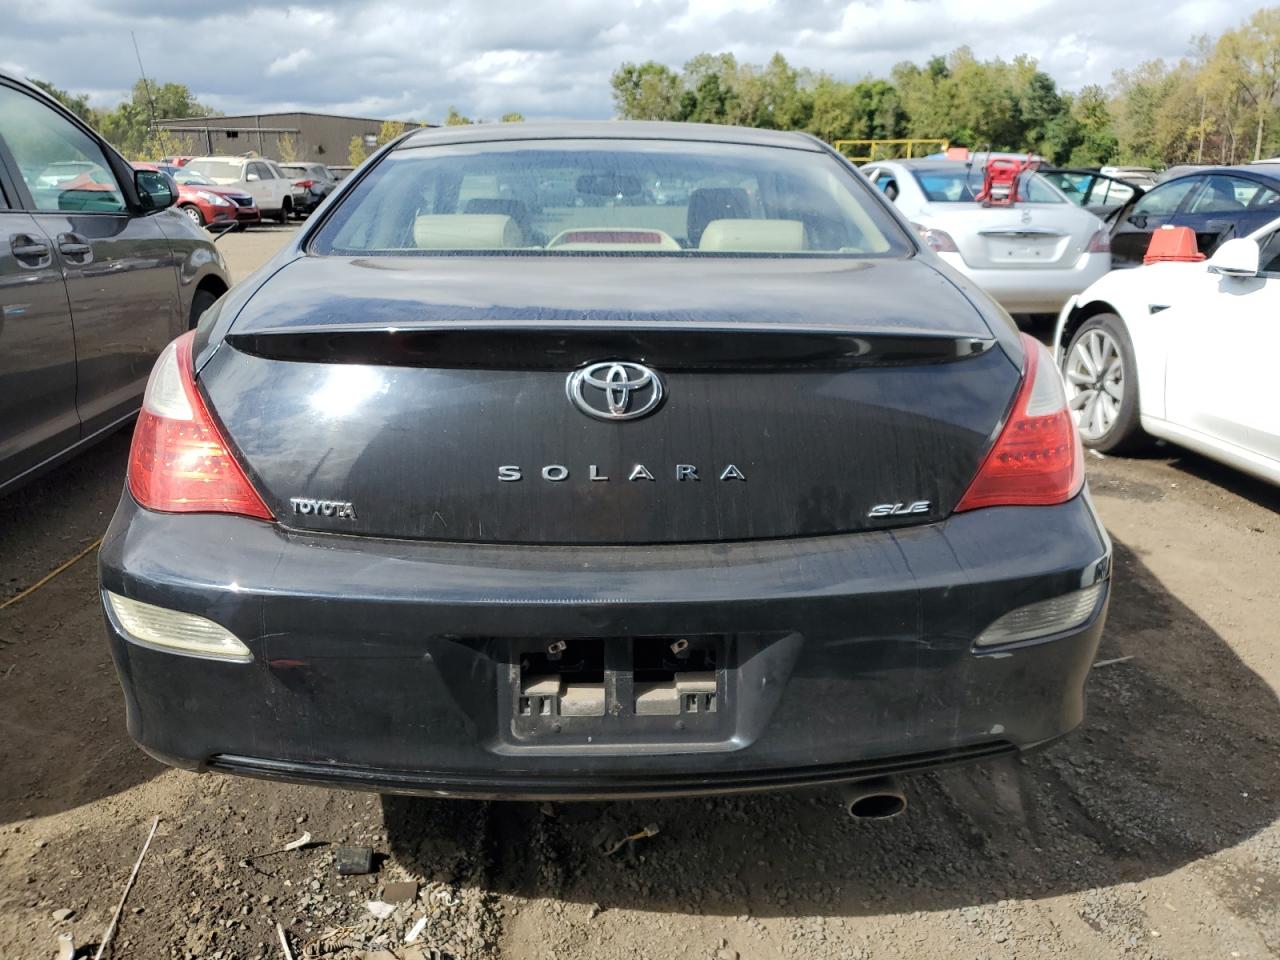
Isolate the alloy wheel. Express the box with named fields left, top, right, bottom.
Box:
left=1065, top=328, right=1124, bottom=441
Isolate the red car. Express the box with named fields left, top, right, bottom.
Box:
left=133, top=162, right=262, bottom=229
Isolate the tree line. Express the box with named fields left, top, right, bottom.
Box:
left=612, top=6, right=1280, bottom=167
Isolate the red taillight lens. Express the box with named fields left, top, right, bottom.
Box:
left=128, top=332, right=273, bottom=520
left=911, top=221, right=959, bottom=253
left=295, top=179, right=315, bottom=188
left=955, top=333, right=1083, bottom=511
left=1086, top=228, right=1110, bottom=253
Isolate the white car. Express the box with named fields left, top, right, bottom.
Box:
left=863, top=159, right=1111, bottom=314
left=183, top=156, right=295, bottom=223
left=1054, top=220, right=1280, bottom=485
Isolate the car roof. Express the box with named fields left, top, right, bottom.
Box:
left=397, top=120, right=825, bottom=152
left=1155, top=165, right=1280, bottom=184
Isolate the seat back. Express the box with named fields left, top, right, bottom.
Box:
left=698, top=219, right=806, bottom=252
left=686, top=187, right=750, bottom=247
left=412, top=214, right=524, bottom=249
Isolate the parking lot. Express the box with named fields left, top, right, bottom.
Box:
left=0, top=226, right=1273, bottom=959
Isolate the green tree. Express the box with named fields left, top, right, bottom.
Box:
left=1067, top=86, right=1118, bottom=166
left=276, top=133, right=299, bottom=162
left=444, top=107, right=473, bottom=126
left=500, top=112, right=525, bottom=122
left=28, top=79, right=94, bottom=122
left=375, top=120, right=406, bottom=145
left=97, top=80, right=212, bottom=159
left=1213, top=8, right=1280, bottom=160
left=610, top=61, right=683, bottom=120
left=347, top=136, right=368, bottom=166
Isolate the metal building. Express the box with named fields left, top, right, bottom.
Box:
left=156, top=112, right=428, bottom=163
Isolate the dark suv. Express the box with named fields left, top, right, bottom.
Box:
left=279, top=162, right=337, bottom=216
left=0, top=71, right=231, bottom=495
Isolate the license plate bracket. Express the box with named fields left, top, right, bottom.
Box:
left=502, top=634, right=732, bottom=747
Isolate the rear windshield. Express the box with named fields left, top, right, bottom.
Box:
left=913, top=169, right=1065, bottom=204
left=186, top=159, right=244, bottom=181
left=311, top=139, right=909, bottom=257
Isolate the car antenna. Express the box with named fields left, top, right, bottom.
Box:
left=131, top=32, right=159, bottom=135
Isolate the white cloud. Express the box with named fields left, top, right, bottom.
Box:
left=0, top=0, right=1267, bottom=122
left=266, top=48, right=314, bottom=76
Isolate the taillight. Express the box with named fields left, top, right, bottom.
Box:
left=911, top=221, right=959, bottom=253
left=128, top=332, right=273, bottom=520
left=294, top=179, right=315, bottom=188
left=955, top=333, right=1083, bottom=511
left=1086, top=228, right=1110, bottom=253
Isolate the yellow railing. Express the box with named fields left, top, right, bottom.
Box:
left=833, top=138, right=950, bottom=163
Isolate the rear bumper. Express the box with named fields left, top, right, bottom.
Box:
left=100, top=492, right=1111, bottom=799
left=941, top=253, right=1111, bottom=313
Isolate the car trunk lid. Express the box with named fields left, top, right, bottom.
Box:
left=199, top=255, right=1020, bottom=545
left=922, top=202, right=1092, bottom=270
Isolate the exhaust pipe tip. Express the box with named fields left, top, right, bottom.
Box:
left=840, top=776, right=907, bottom=820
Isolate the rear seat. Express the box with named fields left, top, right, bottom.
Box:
left=413, top=214, right=524, bottom=249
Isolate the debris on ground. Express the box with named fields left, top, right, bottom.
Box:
left=1094, top=655, right=1135, bottom=668
left=383, top=880, right=418, bottom=903
left=92, top=815, right=159, bottom=960
left=365, top=900, right=396, bottom=920
left=335, top=845, right=376, bottom=876
left=54, top=932, right=74, bottom=960
left=405, top=915, right=428, bottom=943
left=283, top=831, right=314, bottom=851
left=50, top=908, right=73, bottom=922
left=602, top=822, right=660, bottom=856
left=275, top=921, right=295, bottom=960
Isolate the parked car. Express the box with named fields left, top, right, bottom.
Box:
left=1108, top=166, right=1280, bottom=267
left=1100, top=165, right=1158, bottom=189
left=863, top=158, right=1111, bottom=314
left=278, top=162, right=337, bottom=216
left=326, top=165, right=354, bottom=181
left=134, top=162, right=261, bottom=229
left=1155, top=164, right=1207, bottom=184
left=159, top=155, right=197, bottom=167
left=183, top=155, right=294, bottom=222
left=1055, top=222, right=1279, bottom=484
left=1039, top=168, right=1143, bottom=217
left=100, top=122, right=1110, bottom=805
left=0, top=71, right=231, bottom=496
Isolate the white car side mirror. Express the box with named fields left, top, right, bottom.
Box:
left=1207, top=237, right=1261, bottom=278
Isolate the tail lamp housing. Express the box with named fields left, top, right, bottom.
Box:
left=128, top=332, right=273, bottom=520
left=911, top=221, right=960, bottom=253
left=956, top=333, right=1084, bottom=511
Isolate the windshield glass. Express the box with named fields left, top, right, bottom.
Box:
left=312, top=140, right=909, bottom=257
left=167, top=167, right=212, bottom=185
left=186, top=159, right=244, bottom=181
left=912, top=169, right=1065, bottom=204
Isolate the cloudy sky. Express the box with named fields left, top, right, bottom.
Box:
left=0, top=0, right=1264, bottom=122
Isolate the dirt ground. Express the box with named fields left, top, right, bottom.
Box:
left=0, top=228, right=1276, bottom=959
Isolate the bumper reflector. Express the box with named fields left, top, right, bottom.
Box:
left=106, top=591, right=251, bottom=662
left=974, top=582, right=1104, bottom=647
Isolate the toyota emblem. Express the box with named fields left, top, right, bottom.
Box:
left=566, top=361, right=664, bottom=422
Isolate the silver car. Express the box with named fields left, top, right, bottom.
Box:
left=863, top=159, right=1111, bottom=314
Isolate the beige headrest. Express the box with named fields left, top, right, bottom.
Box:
left=698, top=218, right=806, bottom=252
left=413, top=214, right=523, bottom=249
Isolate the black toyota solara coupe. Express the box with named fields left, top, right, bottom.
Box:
left=100, top=122, right=1111, bottom=803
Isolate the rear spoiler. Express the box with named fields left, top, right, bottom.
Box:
left=226, top=324, right=996, bottom=371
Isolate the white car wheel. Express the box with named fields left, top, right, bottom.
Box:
left=1062, top=313, right=1147, bottom=454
